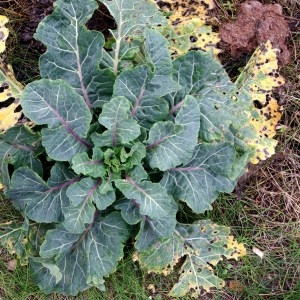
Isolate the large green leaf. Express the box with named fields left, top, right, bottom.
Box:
left=168, top=51, right=249, bottom=142
left=35, top=0, right=115, bottom=108
left=138, top=220, right=246, bottom=297
left=0, top=125, right=42, bottom=188
left=161, top=143, right=236, bottom=213
left=113, top=30, right=181, bottom=128
left=34, top=212, right=130, bottom=295
left=63, top=177, right=115, bottom=234
left=115, top=174, right=174, bottom=219
left=7, top=163, right=79, bottom=223
left=146, top=95, right=200, bottom=170
left=135, top=200, right=177, bottom=251
left=21, top=79, right=92, bottom=161
left=101, top=0, right=167, bottom=74
left=91, top=97, right=141, bottom=147
left=144, top=29, right=172, bottom=76
left=113, top=66, right=170, bottom=128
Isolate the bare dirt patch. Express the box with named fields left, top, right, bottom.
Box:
left=219, top=0, right=291, bottom=65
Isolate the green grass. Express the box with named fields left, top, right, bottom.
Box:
left=210, top=195, right=300, bottom=299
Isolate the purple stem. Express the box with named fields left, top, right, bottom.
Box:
left=131, top=198, right=140, bottom=208
left=169, top=99, right=185, bottom=115
left=71, top=209, right=101, bottom=252
left=146, top=135, right=173, bottom=150
left=13, top=144, right=35, bottom=152
left=170, top=166, right=202, bottom=172
left=49, top=106, right=92, bottom=149
left=83, top=178, right=102, bottom=206
left=75, top=39, right=93, bottom=110
left=46, top=176, right=80, bottom=193
left=131, top=87, right=145, bottom=117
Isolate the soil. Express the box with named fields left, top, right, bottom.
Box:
left=0, top=0, right=115, bottom=55
left=219, top=0, right=291, bottom=65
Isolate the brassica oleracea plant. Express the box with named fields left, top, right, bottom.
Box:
left=0, top=0, right=261, bottom=297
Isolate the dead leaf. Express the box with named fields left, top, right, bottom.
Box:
left=236, top=41, right=285, bottom=164
left=228, top=280, right=244, bottom=292
left=6, top=259, right=17, bottom=271
left=0, top=15, right=9, bottom=54
left=148, top=284, right=156, bottom=294
left=252, top=247, right=264, bottom=259
left=0, top=16, right=23, bottom=133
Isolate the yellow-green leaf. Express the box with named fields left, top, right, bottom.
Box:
left=0, top=16, right=23, bottom=133
left=236, top=40, right=284, bottom=164
left=137, top=220, right=246, bottom=297
left=0, top=15, right=9, bottom=54
left=153, top=0, right=221, bottom=57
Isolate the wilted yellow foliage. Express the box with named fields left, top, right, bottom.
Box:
left=0, top=15, right=9, bottom=54
left=0, top=15, right=23, bottom=134
left=226, top=235, right=247, bottom=260
left=153, top=0, right=221, bottom=57
left=236, top=41, right=284, bottom=164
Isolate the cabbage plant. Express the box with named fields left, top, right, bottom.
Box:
left=0, top=0, right=258, bottom=297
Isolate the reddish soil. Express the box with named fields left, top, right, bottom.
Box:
left=219, top=0, right=291, bottom=65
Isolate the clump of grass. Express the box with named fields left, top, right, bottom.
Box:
left=0, top=0, right=42, bottom=84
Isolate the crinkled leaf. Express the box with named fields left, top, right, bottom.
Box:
left=138, top=220, right=246, bottom=297
left=101, top=0, right=167, bottom=74
left=35, top=212, right=130, bottom=295
left=119, top=142, right=146, bottom=169
left=101, top=143, right=146, bottom=176
left=35, top=0, right=114, bottom=108
left=161, top=143, right=236, bottom=213
left=63, top=177, right=115, bottom=234
left=115, top=175, right=174, bottom=219
left=146, top=95, right=200, bottom=170
left=0, top=125, right=42, bottom=188
left=113, top=30, right=181, bottom=128
left=92, top=97, right=141, bottom=147
left=21, top=79, right=92, bottom=161
left=7, top=163, right=79, bottom=223
left=71, top=148, right=105, bottom=178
